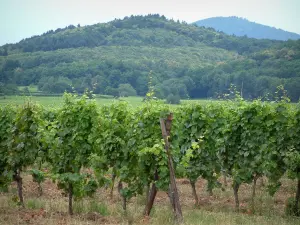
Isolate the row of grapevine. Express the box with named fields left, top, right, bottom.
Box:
left=177, top=99, right=300, bottom=215
left=0, top=94, right=300, bottom=220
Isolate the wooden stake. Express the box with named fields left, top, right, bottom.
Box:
left=160, top=114, right=183, bottom=223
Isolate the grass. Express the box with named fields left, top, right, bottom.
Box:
left=73, top=199, right=109, bottom=215
left=148, top=208, right=300, bottom=225
left=0, top=95, right=145, bottom=108
left=26, top=198, right=46, bottom=209
left=0, top=95, right=64, bottom=107
left=0, top=94, right=219, bottom=109
left=181, top=98, right=222, bottom=105
left=1, top=175, right=300, bottom=225
left=180, top=210, right=299, bottom=225
left=18, top=85, right=39, bottom=92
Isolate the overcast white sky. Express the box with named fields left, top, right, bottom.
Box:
left=0, top=0, right=299, bottom=45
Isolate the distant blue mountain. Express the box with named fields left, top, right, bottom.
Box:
left=194, top=16, right=300, bottom=41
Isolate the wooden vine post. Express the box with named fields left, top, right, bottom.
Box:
left=160, top=113, right=183, bottom=224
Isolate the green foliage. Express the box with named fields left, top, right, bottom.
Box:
left=6, top=101, right=42, bottom=172
left=286, top=105, right=300, bottom=180
left=122, top=102, right=173, bottom=198
left=1, top=91, right=300, bottom=214
left=48, top=93, right=99, bottom=203
left=1, top=15, right=300, bottom=101
left=285, top=197, right=300, bottom=216
left=53, top=172, right=98, bottom=199
left=264, top=102, right=292, bottom=195
left=0, top=101, right=43, bottom=205
left=22, top=86, right=31, bottom=95
left=73, top=200, right=109, bottom=215
left=230, top=100, right=276, bottom=189
left=217, top=102, right=240, bottom=181
left=89, top=101, right=130, bottom=190
left=166, top=94, right=181, bottom=104
left=118, top=83, right=137, bottom=97
left=0, top=105, right=15, bottom=190
left=178, top=103, right=223, bottom=190
left=0, top=83, right=18, bottom=95
left=30, top=168, right=45, bottom=182
left=156, top=78, right=190, bottom=99
left=38, top=76, right=72, bottom=94
left=89, top=201, right=109, bottom=215
left=146, top=70, right=155, bottom=98
left=26, top=198, right=45, bottom=209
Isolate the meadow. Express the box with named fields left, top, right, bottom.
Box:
left=0, top=95, right=219, bottom=108
left=0, top=95, right=145, bottom=108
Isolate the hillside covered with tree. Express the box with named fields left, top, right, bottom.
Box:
left=194, top=16, right=300, bottom=41
left=0, top=14, right=300, bottom=101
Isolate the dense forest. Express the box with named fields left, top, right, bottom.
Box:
left=0, top=14, right=300, bottom=101
left=194, top=16, right=300, bottom=41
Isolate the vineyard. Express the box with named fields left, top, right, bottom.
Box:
left=1, top=93, right=300, bottom=224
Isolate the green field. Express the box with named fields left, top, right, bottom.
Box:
left=0, top=95, right=221, bottom=108
left=17, top=85, right=39, bottom=92
left=0, top=95, right=146, bottom=108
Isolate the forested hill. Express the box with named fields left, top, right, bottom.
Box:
left=0, top=14, right=300, bottom=101
left=1, top=15, right=281, bottom=54
left=194, top=16, right=300, bottom=41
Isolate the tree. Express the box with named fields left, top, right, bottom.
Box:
left=22, top=87, right=30, bottom=96
left=0, top=47, right=8, bottom=56
left=0, top=83, right=18, bottom=95
left=105, top=87, right=119, bottom=97
left=118, top=83, right=137, bottom=97
left=166, top=94, right=180, bottom=104
left=2, top=59, right=20, bottom=71
left=39, top=76, right=72, bottom=94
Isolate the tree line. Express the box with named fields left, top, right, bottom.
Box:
left=0, top=14, right=300, bottom=100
